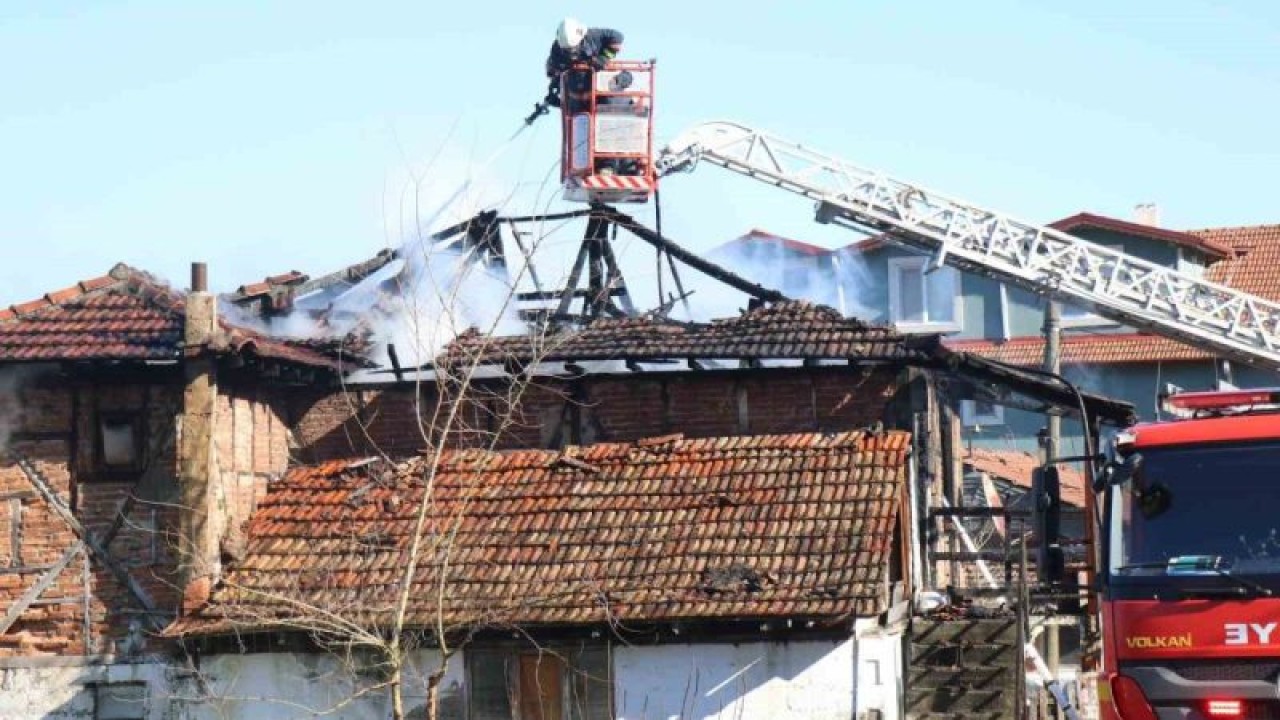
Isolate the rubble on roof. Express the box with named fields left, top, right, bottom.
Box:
left=439, top=300, right=1135, bottom=424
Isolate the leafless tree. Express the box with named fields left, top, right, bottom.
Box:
left=175, top=192, right=601, bottom=720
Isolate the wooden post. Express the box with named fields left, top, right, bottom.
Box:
left=941, top=397, right=963, bottom=589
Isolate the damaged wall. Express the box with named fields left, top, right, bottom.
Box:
left=209, top=384, right=291, bottom=570
left=0, top=366, right=180, bottom=659
left=288, top=365, right=902, bottom=461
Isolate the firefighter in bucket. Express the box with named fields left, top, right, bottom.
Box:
left=544, top=18, right=624, bottom=110
left=526, top=18, right=655, bottom=204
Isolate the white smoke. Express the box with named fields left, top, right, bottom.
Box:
left=664, top=233, right=878, bottom=322
left=367, top=249, right=524, bottom=368
left=213, top=122, right=557, bottom=372
left=0, top=365, right=45, bottom=455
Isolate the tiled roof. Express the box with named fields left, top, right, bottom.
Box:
left=1049, top=212, right=1233, bottom=259
left=232, top=271, right=309, bottom=302
left=0, top=264, right=346, bottom=370
left=169, top=429, right=908, bottom=636
left=1196, top=224, right=1280, bottom=302
left=712, top=229, right=832, bottom=258
left=945, top=333, right=1213, bottom=367
left=963, top=448, right=1086, bottom=508
left=444, top=301, right=927, bottom=365
left=441, top=301, right=1135, bottom=424
left=947, top=223, right=1280, bottom=367
left=847, top=213, right=1235, bottom=259
left=0, top=264, right=185, bottom=361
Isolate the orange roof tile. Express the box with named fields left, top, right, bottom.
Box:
left=0, top=263, right=349, bottom=369
left=963, top=448, right=1086, bottom=507
left=946, top=333, right=1213, bottom=367
left=1196, top=224, right=1280, bottom=302
left=168, top=429, right=909, bottom=636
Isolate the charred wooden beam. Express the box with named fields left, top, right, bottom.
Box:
left=0, top=542, right=84, bottom=635
left=387, top=343, right=405, bottom=383
left=600, top=208, right=788, bottom=303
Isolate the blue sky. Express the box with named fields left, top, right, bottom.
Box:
left=2, top=1, right=1278, bottom=305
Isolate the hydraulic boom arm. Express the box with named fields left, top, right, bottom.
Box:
left=656, top=121, right=1280, bottom=372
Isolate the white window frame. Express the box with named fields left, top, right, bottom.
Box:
left=887, top=256, right=962, bottom=333
left=1176, top=247, right=1206, bottom=279
left=961, top=399, right=1005, bottom=427
left=998, top=284, right=1012, bottom=340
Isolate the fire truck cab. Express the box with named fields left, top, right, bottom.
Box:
left=1097, top=388, right=1280, bottom=720
left=559, top=60, right=657, bottom=204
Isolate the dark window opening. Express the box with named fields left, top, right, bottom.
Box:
left=95, top=412, right=144, bottom=477
left=468, top=646, right=612, bottom=720
left=94, top=681, right=147, bottom=720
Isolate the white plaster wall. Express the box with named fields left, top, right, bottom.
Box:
left=853, top=619, right=905, bottom=720
left=0, top=660, right=171, bottom=720
left=184, top=649, right=463, bottom=720
left=614, top=638, right=857, bottom=720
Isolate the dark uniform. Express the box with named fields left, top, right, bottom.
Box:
left=544, top=28, right=624, bottom=108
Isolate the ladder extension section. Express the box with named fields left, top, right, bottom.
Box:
left=656, top=121, right=1280, bottom=371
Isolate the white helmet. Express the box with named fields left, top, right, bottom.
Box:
left=556, top=17, right=587, bottom=50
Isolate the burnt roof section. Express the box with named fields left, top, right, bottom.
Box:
left=0, top=263, right=349, bottom=371
left=446, top=301, right=922, bottom=365
left=167, top=429, right=907, bottom=637
left=442, top=301, right=1135, bottom=424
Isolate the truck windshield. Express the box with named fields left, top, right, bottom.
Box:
left=1111, top=441, right=1280, bottom=576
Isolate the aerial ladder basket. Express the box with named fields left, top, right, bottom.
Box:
left=560, top=60, right=657, bottom=204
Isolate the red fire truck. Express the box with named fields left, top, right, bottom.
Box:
left=1098, top=388, right=1280, bottom=720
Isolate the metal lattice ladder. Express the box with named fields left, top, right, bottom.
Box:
left=657, top=121, right=1280, bottom=371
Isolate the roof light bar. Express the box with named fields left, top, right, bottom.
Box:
left=1205, top=699, right=1244, bottom=718
left=1162, top=388, right=1280, bottom=414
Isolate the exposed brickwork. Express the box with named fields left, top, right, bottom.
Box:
left=579, top=377, right=668, bottom=442
left=213, top=384, right=292, bottom=561
left=0, top=367, right=293, bottom=660
left=289, top=367, right=902, bottom=462
left=0, top=367, right=300, bottom=659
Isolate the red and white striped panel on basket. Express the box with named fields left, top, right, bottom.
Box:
left=575, top=175, right=652, bottom=191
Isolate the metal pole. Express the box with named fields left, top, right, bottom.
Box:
left=1042, top=299, right=1063, bottom=706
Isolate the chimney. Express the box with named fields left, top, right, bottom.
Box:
left=178, top=261, right=221, bottom=614
left=1133, top=203, right=1160, bottom=227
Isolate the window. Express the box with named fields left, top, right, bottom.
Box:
left=961, top=399, right=1004, bottom=427
left=1060, top=301, right=1113, bottom=326
left=468, top=646, right=612, bottom=720
left=96, top=412, right=144, bottom=476
left=1177, top=248, right=1206, bottom=279
left=94, top=682, right=147, bottom=720
left=888, top=257, right=960, bottom=332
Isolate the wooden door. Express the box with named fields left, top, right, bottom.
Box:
left=518, top=653, right=564, bottom=720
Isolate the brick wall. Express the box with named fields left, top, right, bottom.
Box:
left=210, top=383, right=291, bottom=566
left=290, top=366, right=902, bottom=460
left=0, top=367, right=183, bottom=659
